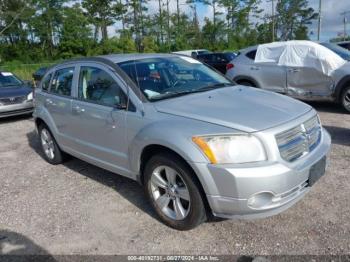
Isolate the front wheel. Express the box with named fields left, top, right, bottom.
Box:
left=340, top=86, right=350, bottom=113
left=144, top=153, right=207, bottom=230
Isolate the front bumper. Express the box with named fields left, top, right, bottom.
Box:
left=0, top=102, right=34, bottom=118
left=195, top=128, right=331, bottom=219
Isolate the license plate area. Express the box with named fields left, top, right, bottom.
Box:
left=308, top=156, right=327, bottom=186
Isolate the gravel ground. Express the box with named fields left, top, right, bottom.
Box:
left=0, top=101, right=349, bottom=256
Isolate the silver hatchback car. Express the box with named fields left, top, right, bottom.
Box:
left=33, top=54, right=331, bottom=230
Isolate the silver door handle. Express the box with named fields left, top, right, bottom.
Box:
left=73, top=106, right=85, bottom=113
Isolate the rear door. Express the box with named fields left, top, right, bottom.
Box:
left=44, top=66, right=76, bottom=146
left=67, top=63, right=130, bottom=173
left=286, top=67, right=334, bottom=97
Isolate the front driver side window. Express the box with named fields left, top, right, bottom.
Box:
left=78, top=66, right=127, bottom=107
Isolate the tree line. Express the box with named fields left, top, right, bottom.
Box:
left=0, top=0, right=317, bottom=64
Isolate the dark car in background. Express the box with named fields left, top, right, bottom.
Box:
left=337, top=41, right=350, bottom=51
left=32, top=67, right=47, bottom=87
left=196, top=52, right=237, bottom=74
left=0, top=71, right=34, bottom=118
left=321, top=42, right=350, bottom=61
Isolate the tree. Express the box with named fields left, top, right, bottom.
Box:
left=59, top=3, right=93, bottom=58
left=276, top=0, right=317, bottom=40
left=82, top=0, right=115, bottom=42
left=30, top=0, right=68, bottom=58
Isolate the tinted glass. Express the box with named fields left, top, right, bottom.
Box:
left=246, top=50, right=257, bottom=60
left=214, top=54, right=227, bottom=62
left=50, top=67, right=74, bottom=96
left=78, top=66, right=126, bottom=107
left=224, top=53, right=237, bottom=61
left=0, top=72, right=22, bottom=88
left=197, top=50, right=210, bottom=55
left=321, top=43, right=350, bottom=60
left=41, top=73, right=52, bottom=91
left=118, top=56, right=232, bottom=102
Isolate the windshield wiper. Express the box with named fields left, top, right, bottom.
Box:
left=150, top=83, right=232, bottom=101
left=196, top=82, right=232, bottom=91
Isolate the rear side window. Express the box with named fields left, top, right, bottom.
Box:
left=41, top=73, right=52, bottom=91
left=50, top=68, right=74, bottom=96
left=246, top=50, right=257, bottom=60
left=78, top=66, right=126, bottom=107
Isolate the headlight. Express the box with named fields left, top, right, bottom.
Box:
left=192, top=135, right=267, bottom=164
left=27, top=92, right=33, bottom=101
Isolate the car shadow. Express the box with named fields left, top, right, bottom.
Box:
left=323, top=125, right=350, bottom=147
left=0, top=229, right=55, bottom=260
left=0, top=114, right=33, bottom=124
left=26, top=130, right=226, bottom=225
left=305, top=101, right=345, bottom=114
left=26, top=130, right=159, bottom=221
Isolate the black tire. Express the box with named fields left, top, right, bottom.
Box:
left=144, top=153, right=207, bottom=230
left=38, top=124, right=65, bottom=165
left=237, top=80, right=256, bottom=87
left=340, top=85, right=350, bottom=113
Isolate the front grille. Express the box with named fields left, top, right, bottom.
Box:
left=276, top=115, right=321, bottom=162
left=0, top=96, right=26, bottom=105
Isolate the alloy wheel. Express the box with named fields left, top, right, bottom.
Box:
left=150, top=166, right=191, bottom=220
left=344, top=89, right=350, bottom=110
left=41, top=129, right=55, bottom=160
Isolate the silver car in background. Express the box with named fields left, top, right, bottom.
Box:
left=226, top=41, right=350, bottom=113
left=0, top=71, right=34, bottom=118
left=33, top=54, right=331, bottom=230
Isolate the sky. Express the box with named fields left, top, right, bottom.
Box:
left=107, top=0, right=350, bottom=42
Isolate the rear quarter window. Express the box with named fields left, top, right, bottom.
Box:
left=246, top=50, right=257, bottom=60
left=50, top=67, right=74, bottom=97
left=41, top=73, right=52, bottom=92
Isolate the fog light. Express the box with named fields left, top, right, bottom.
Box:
left=247, top=192, right=275, bottom=209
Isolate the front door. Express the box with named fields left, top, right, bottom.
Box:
left=68, top=64, right=130, bottom=174
left=286, top=67, right=334, bottom=98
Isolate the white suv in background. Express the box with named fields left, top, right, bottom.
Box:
left=226, top=41, right=350, bottom=113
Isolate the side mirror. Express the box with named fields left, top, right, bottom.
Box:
left=115, top=103, right=127, bottom=110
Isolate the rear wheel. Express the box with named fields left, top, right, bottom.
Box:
left=340, top=86, right=350, bottom=113
left=39, top=125, right=65, bottom=165
left=144, top=153, right=207, bottom=230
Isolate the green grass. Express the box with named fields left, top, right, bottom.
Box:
left=0, top=62, right=55, bottom=81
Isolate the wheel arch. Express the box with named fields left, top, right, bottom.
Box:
left=233, top=75, right=260, bottom=88
left=334, top=75, right=350, bottom=102
left=138, top=144, right=212, bottom=215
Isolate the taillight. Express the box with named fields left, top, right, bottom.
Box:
left=226, top=63, right=234, bottom=70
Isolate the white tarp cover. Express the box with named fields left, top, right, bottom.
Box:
left=255, top=40, right=346, bottom=76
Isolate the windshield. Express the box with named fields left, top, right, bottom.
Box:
left=321, top=43, right=350, bottom=61
left=118, top=56, right=233, bottom=101
left=0, top=72, right=23, bottom=88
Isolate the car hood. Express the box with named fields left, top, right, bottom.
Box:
left=0, top=85, right=32, bottom=98
left=154, top=86, right=312, bottom=132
